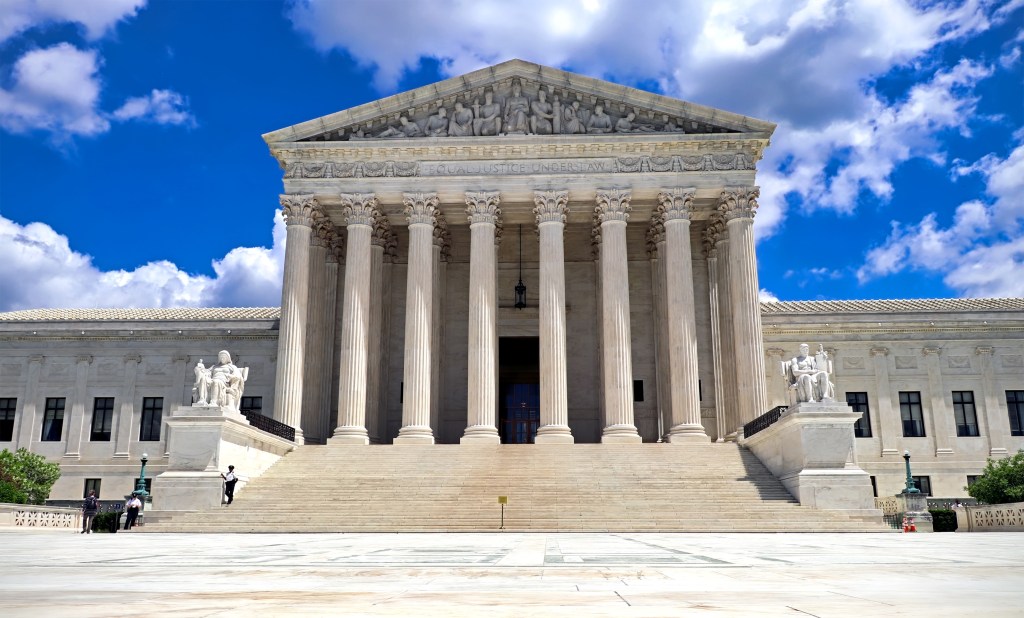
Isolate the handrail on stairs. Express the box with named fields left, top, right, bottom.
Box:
left=240, top=409, right=296, bottom=442
left=743, top=405, right=788, bottom=438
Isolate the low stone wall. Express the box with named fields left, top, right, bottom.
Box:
left=0, top=504, right=81, bottom=529
left=956, top=501, right=1024, bottom=532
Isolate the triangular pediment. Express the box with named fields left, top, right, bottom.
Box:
left=263, top=59, right=775, bottom=144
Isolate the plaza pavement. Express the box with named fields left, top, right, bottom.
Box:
left=0, top=530, right=1022, bottom=617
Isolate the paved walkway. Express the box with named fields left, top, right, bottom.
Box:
left=1, top=530, right=1022, bottom=616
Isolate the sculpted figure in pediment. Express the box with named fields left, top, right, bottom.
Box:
left=562, top=100, right=586, bottom=134
left=530, top=89, right=556, bottom=135
left=615, top=112, right=656, bottom=133
left=448, top=101, right=474, bottom=136
left=424, top=106, right=449, bottom=137
left=503, top=80, right=531, bottom=134
left=473, top=90, right=502, bottom=136
left=586, top=104, right=613, bottom=134
left=377, top=115, right=423, bottom=138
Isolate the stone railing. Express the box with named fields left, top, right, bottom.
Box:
left=743, top=405, right=787, bottom=438
left=0, top=503, right=81, bottom=529
left=956, top=501, right=1024, bottom=532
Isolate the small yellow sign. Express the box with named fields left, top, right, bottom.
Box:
left=498, top=496, right=508, bottom=504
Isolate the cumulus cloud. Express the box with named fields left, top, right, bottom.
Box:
left=0, top=212, right=286, bottom=311
left=112, top=89, right=197, bottom=127
left=0, top=0, right=145, bottom=43
left=857, top=138, right=1024, bottom=297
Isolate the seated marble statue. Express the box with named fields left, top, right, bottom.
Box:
left=586, top=104, right=613, bottom=134
left=201, top=350, right=249, bottom=411
left=503, top=81, right=530, bottom=134
left=424, top=107, right=448, bottom=137
left=448, top=101, right=474, bottom=137
left=562, top=100, right=585, bottom=134
left=782, top=343, right=835, bottom=404
left=472, top=91, right=502, bottom=136
left=615, top=112, right=656, bottom=133
left=529, top=90, right=555, bottom=135
left=377, top=116, right=422, bottom=138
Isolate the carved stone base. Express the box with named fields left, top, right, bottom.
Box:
left=330, top=426, right=370, bottom=445
left=394, top=426, right=435, bottom=444
left=460, top=425, right=500, bottom=444
left=666, top=424, right=709, bottom=443
left=601, top=424, right=642, bottom=443
left=535, top=425, right=574, bottom=444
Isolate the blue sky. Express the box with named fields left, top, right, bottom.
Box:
left=1, top=0, right=1022, bottom=311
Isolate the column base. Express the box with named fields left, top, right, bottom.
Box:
left=461, top=425, right=500, bottom=444
left=329, top=426, right=370, bottom=445
left=666, top=424, right=709, bottom=443
left=292, top=428, right=305, bottom=446
left=535, top=425, right=574, bottom=444
left=394, top=425, right=434, bottom=444
left=601, top=424, right=641, bottom=443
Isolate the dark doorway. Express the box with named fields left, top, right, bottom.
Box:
left=499, top=337, right=540, bottom=444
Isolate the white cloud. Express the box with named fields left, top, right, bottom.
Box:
left=0, top=0, right=145, bottom=43
left=0, top=43, right=110, bottom=138
left=112, top=89, right=197, bottom=127
left=0, top=212, right=286, bottom=311
left=758, top=288, right=780, bottom=302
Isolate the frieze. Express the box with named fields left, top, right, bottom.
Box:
left=283, top=152, right=755, bottom=179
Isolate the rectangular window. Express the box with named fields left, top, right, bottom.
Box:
left=846, top=392, right=872, bottom=438
left=952, top=391, right=980, bottom=437
left=0, top=398, right=16, bottom=442
left=83, top=478, right=101, bottom=499
left=240, top=396, right=262, bottom=415
left=912, top=476, right=932, bottom=497
left=967, top=475, right=980, bottom=487
left=138, top=397, right=163, bottom=441
left=899, top=391, right=925, bottom=437
left=1007, top=390, right=1024, bottom=437
left=633, top=380, right=644, bottom=402
left=90, top=397, right=115, bottom=441
left=41, top=397, right=66, bottom=442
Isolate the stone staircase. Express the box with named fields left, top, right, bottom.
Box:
left=149, top=443, right=891, bottom=532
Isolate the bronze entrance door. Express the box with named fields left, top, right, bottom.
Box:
left=498, top=337, right=540, bottom=444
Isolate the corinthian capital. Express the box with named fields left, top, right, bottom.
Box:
left=595, top=188, right=632, bottom=223
left=533, top=190, right=569, bottom=225
left=279, top=194, right=320, bottom=227
left=339, top=192, right=378, bottom=227
left=309, top=218, right=333, bottom=249
left=403, top=192, right=438, bottom=226
left=371, top=211, right=391, bottom=247
left=465, top=191, right=501, bottom=225
left=718, top=186, right=760, bottom=221
left=657, top=187, right=696, bottom=221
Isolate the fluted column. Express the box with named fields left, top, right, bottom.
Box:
left=364, top=215, right=389, bottom=444
left=975, top=347, right=1007, bottom=456
left=924, top=346, right=954, bottom=456
left=712, top=222, right=739, bottom=439
left=462, top=191, right=501, bottom=443
left=719, top=187, right=767, bottom=430
left=320, top=234, right=342, bottom=443
left=301, top=217, right=331, bottom=443
left=597, top=189, right=641, bottom=443
left=871, top=347, right=900, bottom=457
left=592, top=220, right=606, bottom=428
left=533, top=190, right=574, bottom=443
left=430, top=213, right=449, bottom=437
left=647, top=220, right=668, bottom=441
left=62, top=355, right=92, bottom=458
left=396, top=192, right=437, bottom=444
left=273, top=194, right=320, bottom=442
left=332, top=193, right=377, bottom=444
left=113, top=354, right=140, bottom=458
left=703, top=226, right=725, bottom=441
left=659, top=188, right=707, bottom=442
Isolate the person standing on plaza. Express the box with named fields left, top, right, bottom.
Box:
left=221, top=465, right=238, bottom=505
left=124, top=493, right=142, bottom=530
left=81, top=489, right=99, bottom=534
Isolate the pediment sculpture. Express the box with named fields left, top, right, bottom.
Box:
left=192, top=350, right=249, bottom=412
left=781, top=343, right=835, bottom=404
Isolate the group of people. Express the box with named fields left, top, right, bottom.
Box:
left=369, top=81, right=669, bottom=139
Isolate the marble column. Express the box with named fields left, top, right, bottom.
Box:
left=462, top=191, right=501, bottom=443
left=365, top=215, right=389, bottom=444
left=375, top=235, right=397, bottom=443
left=596, top=189, right=641, bottom=443
left=274, top=194, right=321, bottom=443
left=63, top=355, right=92, bottom=458
left=703, top=227, right=726, bottom=442
left=923, top=346, right=954, bottom=456
left=871, top=347, right=900, bottom=457
left=533, top=190, right=574, bottom=444
left=332, top=193, right=378, bottom=444
left=113, top=354, right=140, bottom=458
left=301, top=218, right=331, bottom=443
left=719, top=187, right=767, bottom=430
left=329, top=234, right=347, bottom=434
left=975, top=346, right=1008, bottom=457
left=647, top=221, right=669, bottom=441
left=320, top=231, right=342, bottom=444
left=396, top=192, right=437, bottom=444
left=167, top=353, right=189, bottom=457
left=14, top=356, right=43, bottom=448
left=712, top=222, right=740, bottom=439
left=592, top=220, right=606, bottom=429
left=659, top=188, right=707, bottom=442
left=430, top=213, right=449, bottom=438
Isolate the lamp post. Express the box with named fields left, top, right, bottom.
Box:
left=135, top=452, right=150, bottom=500
left=901, top=449, right=920, bottom=494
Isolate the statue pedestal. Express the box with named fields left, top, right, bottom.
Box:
left=147, top=404, right=294, bottom=523
left=741, top=401, right=881, bottom=519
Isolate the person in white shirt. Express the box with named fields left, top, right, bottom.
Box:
left=124, top=493, right=143, bottom=530
left=221, top=465, right=238, bottom=505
